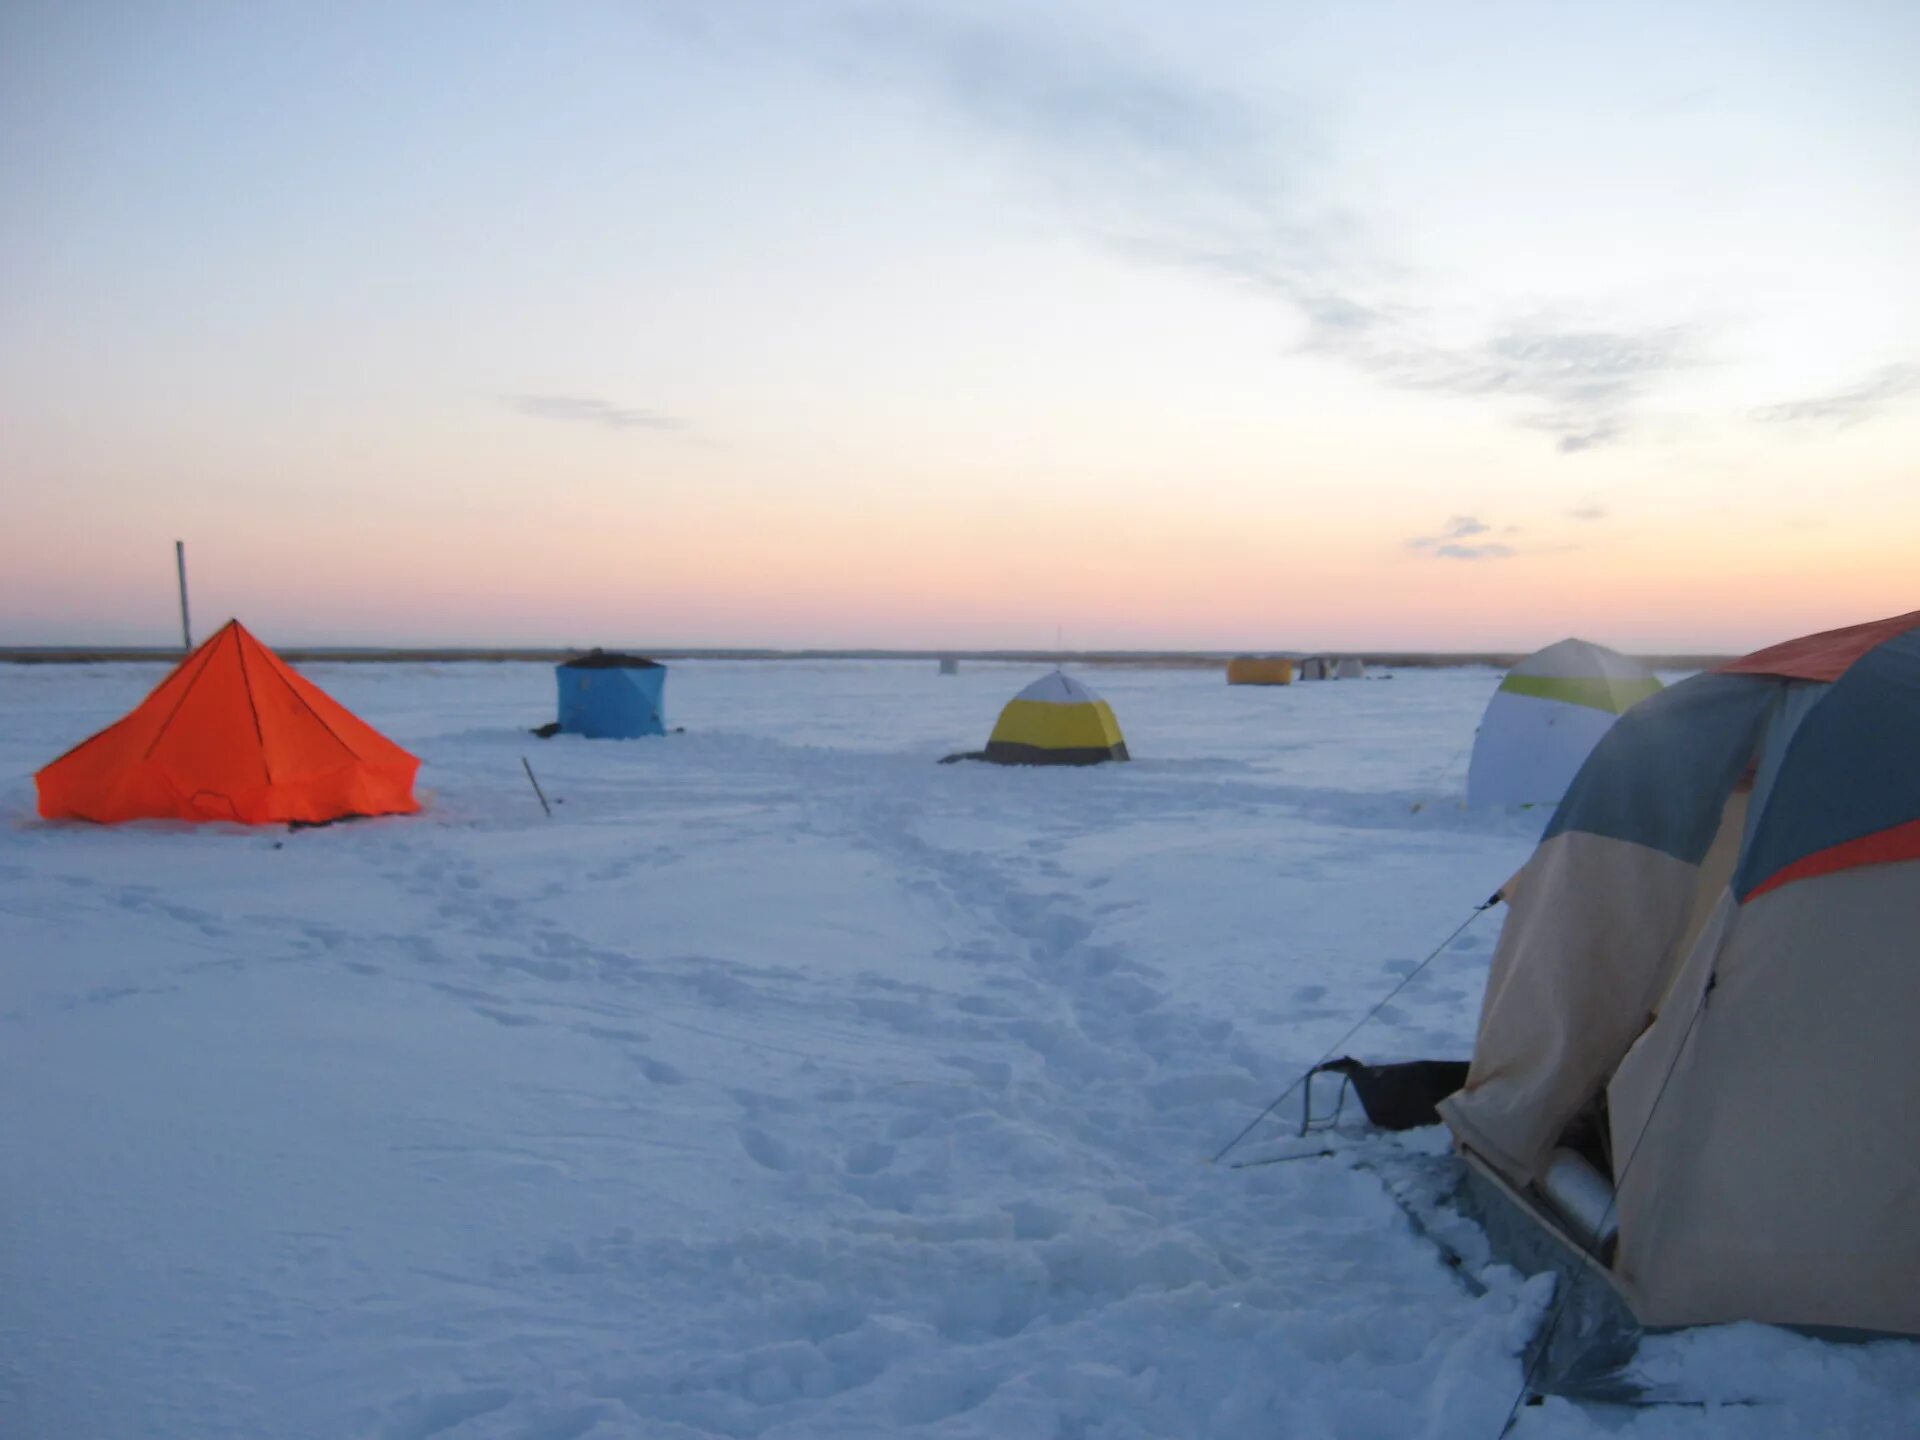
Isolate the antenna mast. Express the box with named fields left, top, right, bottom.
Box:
left=175, top=540, right=192, bottom=651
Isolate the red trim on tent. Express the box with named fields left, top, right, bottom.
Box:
left=1718, top=610, right=1920, bottom=682
left=1743, top=817, right=1920, bottom=901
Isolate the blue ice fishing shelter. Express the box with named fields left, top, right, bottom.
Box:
left=555, top=651, right=667, bottom=738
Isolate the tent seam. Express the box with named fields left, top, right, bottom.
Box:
left=253, top=636, right=370, bottom=760
left=232, top=632, right=275, bottom=784
left=140, top=625, right=233, bottom=761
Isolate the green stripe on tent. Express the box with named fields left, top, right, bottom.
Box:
left=1498, top=672, right=1663, bottom=713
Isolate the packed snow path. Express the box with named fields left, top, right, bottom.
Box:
left=3, top=662, right=1916, bottom=1439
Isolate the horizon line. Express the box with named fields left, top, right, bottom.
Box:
left=0, top=644, right=1735, bottom=670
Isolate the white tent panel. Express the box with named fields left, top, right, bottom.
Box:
left=1466, top=690, right=1620, bottom=808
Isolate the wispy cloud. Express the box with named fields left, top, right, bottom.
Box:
left=1751, top=364, right=1920, bottom=428
left=1569, top=501, right=1608, bottom=521
left=841, top=10, right=1267, bottom=188
left=1299, top=314, right=1694, bottom=452
left=825, top=9, right=1696, bottom=451
left=508, top=395, right=688, bottom=432
left=1409, top=515, right=1515, bottom=560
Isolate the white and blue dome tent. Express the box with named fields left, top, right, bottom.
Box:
left=554, top=650, right=667, bottom=739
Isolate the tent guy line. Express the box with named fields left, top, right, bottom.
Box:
left=1209, top=895, right=1497, bottom=1165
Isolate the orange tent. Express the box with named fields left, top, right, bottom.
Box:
left=36, top=620, right=421, bottom=825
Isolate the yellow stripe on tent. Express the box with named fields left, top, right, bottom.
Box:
left=1498, top=673, right=1663, bottom=714
left=989, top=699, right=1125, bottom=752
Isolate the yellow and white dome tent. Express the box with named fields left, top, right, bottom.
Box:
left=986, top=672, right=1129, bottom=765
left=944, top=672, right=1130, bottom=766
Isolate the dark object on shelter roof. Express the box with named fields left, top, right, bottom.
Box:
left=560, top=649, right=661, bottom=669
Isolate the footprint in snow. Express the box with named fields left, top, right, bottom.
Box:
left=471, top=1005, right=540, bottom=1028
left=887, top=1111, right=934, bottom=1141
left=635, top=1055, right=685, bottom=1086
left=943, top=1054, right=1012, bottom=1088
left=842, top=1141, right=895, bottom=1175
left=577, top=1023, right=649, bottom=1045
left=893, top=1368, right=1003, bottom=1426
left=508, top=1406, right=614, bottom=1440
left=956, top=995, right=1015, bottom=1018
left=1003, top=1198, right=1068, bottom=1241
left=378, top=1387, right=512, bottom=1440
left=738, top=1127, right=796, bottom=1172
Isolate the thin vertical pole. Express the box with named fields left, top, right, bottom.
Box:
left=174, top=540, right=192, bottom=651
left=521, top=757, right=553, bottom=818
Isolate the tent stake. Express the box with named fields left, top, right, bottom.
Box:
left=521, top=757, right=553, bottom=817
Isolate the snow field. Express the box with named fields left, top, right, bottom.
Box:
left=2, top=660, right=1916, bottom=1439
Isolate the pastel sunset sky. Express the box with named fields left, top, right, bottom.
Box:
left=3, top=1, right=1915, bottom=651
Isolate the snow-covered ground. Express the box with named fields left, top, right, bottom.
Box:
left=2, top=661, right=1915, bottom=1439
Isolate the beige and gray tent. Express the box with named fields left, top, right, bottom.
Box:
left=1296, top=656, right=1333, bottom=681
left=1441, top=610, right=1920, bottom=1335
left=1335, top=657, right=1365, bottom=679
